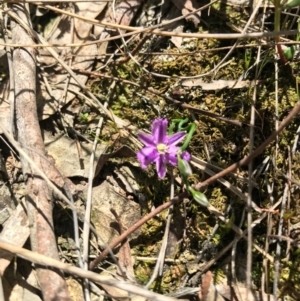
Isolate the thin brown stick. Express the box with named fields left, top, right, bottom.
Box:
left=28, top=5, right=300, bottom=41
left=1, top=31, right=300, bottom=49
left=76, top=68, right=243, bottom=127
left=195, top=101, right=300, bottom=190
left=0, top=241, right=178, bottom=301
left=89, top=195, right=182, bottom=270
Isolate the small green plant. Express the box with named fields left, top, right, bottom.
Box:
left=136, top=117, right=208, bottom=207
left=79, top=112, right=89, bottom=123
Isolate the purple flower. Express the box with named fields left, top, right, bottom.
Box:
left=137, top=118, right=188, bottom=178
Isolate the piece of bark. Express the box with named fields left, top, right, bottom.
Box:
left=161, top=4, right=185, bottom=47
left=0, top=203, right=29, bottom=275
left=199, top=271, right=225, bottom=301
left=2, top=255, right=42, bottom=301
left=100, top=0, right=141, bottom=35
left=99, top=271, right=146, bottom=301
left=110, top=208, right=135, bottom=281
left=0, top=80, right=10, bottom=134
left=37, top=1, right=106, bottom=119
left=83, top=181, right=141, bottom=249
left=11, top=4, right=70, bottom=300
left=171, top=0, right=201, bottom=26
left=94, top=0, right=142, bottom=57
left=217, top=284, right=281, bottom=301
left=44, top=131, right=107, bottom=178
left=198, top=271, right=281, bottom=301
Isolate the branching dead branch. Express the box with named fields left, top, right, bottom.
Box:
left=0, top=0, right=299, bottom=299
left=11, top=3, right=70, bottom=300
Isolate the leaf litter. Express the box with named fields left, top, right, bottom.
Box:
left=0, top=0, right=300, bottom=300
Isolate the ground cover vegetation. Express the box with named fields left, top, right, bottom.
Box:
left=1, top=0, right=300, bottom=300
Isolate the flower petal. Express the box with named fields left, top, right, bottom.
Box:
left=155, top=155, right=167, bottom=178
left=167, top=131, right=186, bottom=146
left=152, top=118, right=168, bottom=144
left=137, top=132, right=156, bottom=147
left=137, top=147, right=158, bottom=168
left=168, top=145, right=180, bottom=157
left=166, top=152, right=178, bottom=166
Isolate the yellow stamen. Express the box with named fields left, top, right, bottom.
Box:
left=157, top=143, right=167, bottom=154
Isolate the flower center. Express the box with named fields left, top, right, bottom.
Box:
left=157, top=143, right=168, bottom=154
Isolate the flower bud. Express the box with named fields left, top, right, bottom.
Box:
left=178, top=155, right=192, bottom=177
left=189, top=187, right=208, bottom=207
left=180, top=150, right=191, bottom=161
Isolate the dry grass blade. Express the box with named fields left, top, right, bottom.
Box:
left=0, top=241, right=178, bottom=301
left=2, top=0, right=300, bottom=299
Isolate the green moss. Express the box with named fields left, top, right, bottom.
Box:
left=73, top=2, right=300, bottom=296
left=135, top=262, right=152, bottom=284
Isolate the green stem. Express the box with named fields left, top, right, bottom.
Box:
left=180, top=122, right=196, bottom=151
left=274, top=0, right=286, bottom=63
left=168, top=118, right=196, bottom=151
